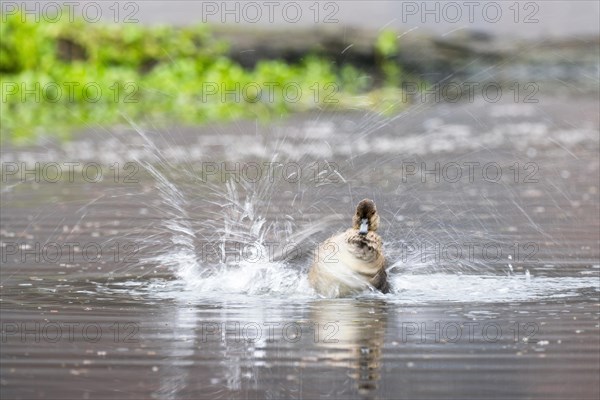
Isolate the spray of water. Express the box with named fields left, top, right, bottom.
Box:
left=112, top=118, right=599, bottom=302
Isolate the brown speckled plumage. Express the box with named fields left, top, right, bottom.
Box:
left=309, top=199, right=389, bottom=297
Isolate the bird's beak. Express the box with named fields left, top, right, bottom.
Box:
left=359, top=218, right=369, bottom=235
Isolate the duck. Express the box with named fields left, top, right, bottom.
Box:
left=308, top=199, right=389, bottom=297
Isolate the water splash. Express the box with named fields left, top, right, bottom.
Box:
left=101, top=271, right=598, bottom=304
left=125, top=123, right=342, bottom=295
left=111, top=111, right=599, bottom=302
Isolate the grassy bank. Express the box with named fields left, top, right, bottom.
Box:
left=1, top=11, right=407, bottom=143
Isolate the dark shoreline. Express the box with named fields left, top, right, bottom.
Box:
left=213, top=26, right=599, bottom=83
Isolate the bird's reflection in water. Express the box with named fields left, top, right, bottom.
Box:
left=152, top=298, right=388, bottom=399
left=309, top=299, right=388, bottom=397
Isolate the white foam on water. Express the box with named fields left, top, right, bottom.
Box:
left=387, top=272, right=599, bottom=304
left=106, top=254, right=599, bottom=305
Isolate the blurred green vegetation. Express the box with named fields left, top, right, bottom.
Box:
left=375, top=29, right=402, bottom=86
left=1, top=11, right=407, bottom=143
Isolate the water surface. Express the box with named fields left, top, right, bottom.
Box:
left=1, top=94, right=599, bottom=399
